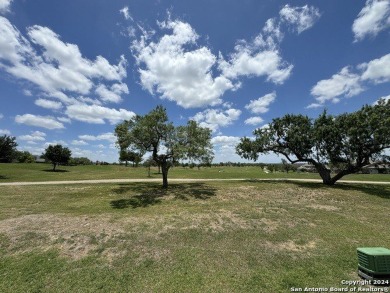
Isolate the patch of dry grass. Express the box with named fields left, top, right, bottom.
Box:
left=0, top=181, right=390, bottom=292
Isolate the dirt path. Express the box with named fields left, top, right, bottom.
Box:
left=0, top=178, right=389, bottom=186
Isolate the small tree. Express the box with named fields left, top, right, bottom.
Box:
left=119, top=149, right=143, bottom=167
left=17, top=151, right=35, bottom=163
left=0, top=135, right=18, bottom=163
left=43, top=144, right=72, bottom=171
left=115, top=105, right=213, bottom=188
left=237, top=100, right=390, bottom=185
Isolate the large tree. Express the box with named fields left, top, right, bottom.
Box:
left=236, top=100, right=390, bottom=185
left=43, top=144, right=72, bottom=171
left=0, top=135, right=18, bottom=163
left=115, top=105, right=214, bottom=188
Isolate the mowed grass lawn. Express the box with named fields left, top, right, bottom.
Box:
left=1, top=180, right=390, bottom=292
left=1, top=163, right=389, bottom=182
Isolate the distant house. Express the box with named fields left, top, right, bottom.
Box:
left=361, top=163, right=390, bottom=174
left=34, top=155, right=46, bottom=163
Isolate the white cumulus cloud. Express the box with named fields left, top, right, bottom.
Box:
left=219, top=50, right=293, bottom=84
left=95, top=83, right=129, bottom=104
left=244, top=117, right=264, bottom=125
left=211, top=135, right=241, bottom=146
left=0, top=129, right=11, bottom=135
left=78, top=132, right=116, bottom=143
left=71, top=140, right=88, bottom=146
left=0, top=17, right=129, bottom=110
left=245, top=92, right=276, bottom=114
left=35, top=99, right=63, bottom=110
left=310, top=67, right=364, bottom=104
left=0, top=0, right=12, bottom=14
left=192, top=108, right=241, bottom=132
left=309, top=53, right=390, bottom=106
left=133, top=19, right=235, bottom=108
left=66, top=104, right=135, bottom=125
left=219, top=5, right=320, bottom=85
left=15, top=114, right=65, bottom=130
left=19, top=131, right=46, bottom=141
left=57, top=117, right=71, bottom=123
left=352, top=0, right=390, bottom=42
left=360, top=53, right=390, bottom=83
left=279, top=4, right=321, bottom=34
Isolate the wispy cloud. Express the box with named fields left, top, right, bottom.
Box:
left=120, top=6, right=133, bottom=21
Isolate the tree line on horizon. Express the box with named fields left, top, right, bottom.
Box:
left=1, top=99, right=388, bottom=186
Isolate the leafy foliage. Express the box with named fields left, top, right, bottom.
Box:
left=68, top=157, right=93, bottom=165
left=43, top=144, right=72, bottom=171
left=237, top=99, right=390, bottom=185
left=0, top=135, right=18, bottom=163
left=115, top=105, right=213, bottom=187
left=16, top=151, right=35, bottom=163
left=119, top=150, right=143, bottom=167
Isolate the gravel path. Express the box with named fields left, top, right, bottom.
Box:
left=0, top=178, right=389, bottom=186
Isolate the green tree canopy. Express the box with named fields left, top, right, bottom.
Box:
left=17, top=151, right=35, bottom=163
left=236, top=99, right=390, bottom=185
left=0, top=135, right=18, bottom=163
left=115, top=105, right=214, bottom=188
left=119, top=149, right=143, bottom=167
left=43, top=144, right=72, bottom=171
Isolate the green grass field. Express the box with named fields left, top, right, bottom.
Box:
left=1, top=163, right=389, bottom=182
left=1, top=178, right=390, bottom=292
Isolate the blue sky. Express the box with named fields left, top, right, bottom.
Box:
left=0, top=0, right=389, bottom=163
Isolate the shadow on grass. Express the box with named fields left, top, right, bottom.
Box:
left=245, top=179, right=390, bottom=200
left=41, top=169, right=69, bottom=173
left=0, top=175, right=9, bottom=180
left=297, top=182, right=390, bottom=200
left=110, top=182, right=217, bottom=209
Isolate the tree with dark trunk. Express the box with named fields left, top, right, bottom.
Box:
left=0, top=135, right=18, bottom=163
left=115, top=105, right=213, bottom=188
left=236, top=100, right=390, bottom=185
left=43, top=144, right=72, bottom=171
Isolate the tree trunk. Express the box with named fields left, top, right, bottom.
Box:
left=317, top=164, right=354, bottom=185
left=329, top=169, right=354, bottom=185
left=314, top=163, right=334, bottom=185
left=319, top=169, right=333, bottom=185
left=161, top=162, right=169, bottom=188
left=53, top=163, right=57, bottom=171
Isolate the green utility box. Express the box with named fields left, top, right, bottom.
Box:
left=357, top=247, right=390, bottom=280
